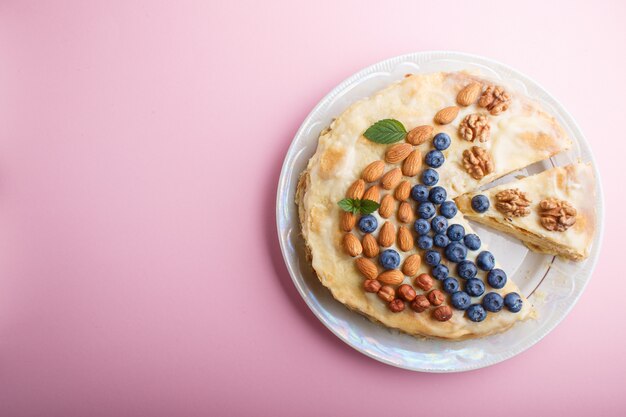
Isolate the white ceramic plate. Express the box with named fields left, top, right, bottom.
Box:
left=276, top=51, right=604, bottom=372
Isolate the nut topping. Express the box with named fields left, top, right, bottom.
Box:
left=459, top=113, right=491, bottom=142
left=385, top=143, right=413, bottom=164
left=388, top=298, right=405, bottom=313
left=381, top=168, right=402, bottom=190
left=362, top=234, right=380, bottom=258
left=346, top=179, right=365, bottom=199
left=362, top=160, right=385, bottom=182
left=397, top=284, right=417, bottom=302
left=434, top=106, right=460, bottom=125
left=478, top=85, right=511, bottom=115
left=414, top=273, right=434, bottom=291
left=397, top=226, right=414, bottom=252
left=397, top=201, right=414, bottom=223
left=462, top=146, right=494, bottom=180
left=539, top=198, right=577, bottom=232
left=406, top=125, right=433, bottom=145
left=378, top=221, right=396, bottom=247
left=427, top=289, right=445, bottom=306
left=342, top=233, right=363, bottom=257
left=355, top=257, right=378, bottom=280
left=456, top=82, right=482, bottom=106
left=377, top=285, right=395, bottom=302
left=377, top=269, right=404, bottom=286
left=432, top=305, right=453, bottom=322
left=401, top=254, right=421, bottom=276
left=340, top=211, right=357, bottom=232
left=379, top=194, right=395, bottom=218
left=410, top=295, right=430, bottom=313
left=394, top=180, right=411, bottom=201
left=362, top=185, right=380, bottom=203
left=363, top=279, right=382, bottom=293
left=402, top=149, right=422, bottom=176
left=495, top=189, right=531, bottom=217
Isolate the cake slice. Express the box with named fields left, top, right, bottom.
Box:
left=455, top=163, right=596, bottom=261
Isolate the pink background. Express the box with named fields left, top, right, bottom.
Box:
left=0, top=0, right=624, bottom=415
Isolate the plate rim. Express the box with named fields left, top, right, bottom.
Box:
left=276, top=50, right=605, bottom=372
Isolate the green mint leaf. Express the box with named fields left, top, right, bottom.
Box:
left=338, top=198, right=358, bottom=214
left=359, top=199, right=380, bottom=215
left=338, top=198, right=380, bottom=215
left=363, top=119, right=407, bottom=144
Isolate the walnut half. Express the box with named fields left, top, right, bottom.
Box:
left=495, top=189, right=531, bottom=217
left=478, top=85, right=511, bottom=115
left=462, top=146, right=494, bottom=180
left=459, top=113, right=491, bottom=142
left=539, top=198, right=577, bottom=232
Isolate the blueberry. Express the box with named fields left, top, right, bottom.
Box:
left=358, top=215, right=378, bottom=233
left=425, top=150, right=445, bottom=168
left=428, top=186, right=447, bottom=205
left=476, top=251, right=495, bottom=271
left=433, top=132, right=451, bottom=151
left=465, top=278, right=485, bottom=297
left=425, top=250, right=441, bottom=266
left=445, top=242, right=467, bottom=263
left=457, top=260, right=478, bottom=280
left=487, top=269, right=507, bottom=289
left=414, top=219, right=431, bottom=235
left=451, top=291, right=471, bottom=310
left=433, top=233, right=450, bottom=248
left=471, top=195, right=490, bottom=213
left=467, top=304, right=487, bottom=322
left=463, top=234, right=481, bottom=251
left=443, top=277, right=460, bottom=294
left=482, top=292, right=504, bottom=312
left=446, top=224, right=465, bottom=241
left=421, top=168, right=439, bottom=186
left=417, top=235, right=433, bottom=250
left=504, top=292, right=523, bottom=313
left=431, top=264, right=449, bottom=280
left=431, top=215, right=448, bottom=234
left=417, top=202, right=436, bottom=219
left=379, top=249, right=400, bottom=270
left=411, top=184, right=429, bottom=202
left=440, top=201, right=458, bottom=219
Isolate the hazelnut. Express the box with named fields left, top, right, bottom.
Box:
left=432, top=305, right=453, bottom=322
left=427, top=289, right=445, bottom=306
left=414, top=273, right=434, bottom=291
left=388, top=299, right=405, bottom=313
left=410, top=294, right=430, bottom=313
left=397, top=284, right=417, bottom=302
left=377, top=285, right=395, bottom=303
left=364, top=279, right=381, bottom=293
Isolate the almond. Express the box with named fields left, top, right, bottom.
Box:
left=402, top=254, right=421, bottom=276
left=457, top=82, right=482, bottom=106
left=340, top=211, right=357, bottom=232
left=346, top=179, right=365, bottom=199
left=434, top=106, right=460, bottom=125
left=342, top=233, right=362, bottom=257
left=406, top=125, right=433, bottom=145
left=394, top=180, right=411, bottom=201
left=385, top=143, right=413, bottom=164
left=355, top=257, right=378, bottom=280
left=362, top=234, right=379, bottom=258
left=362, top=185, right=380, bottom=203
left=397, top=226, right=414, bottom=251
left=362, top=160, right=385, bottom=183
left=379, top=194, right=395, bottom=218
left=402, top=149, right=422, bottom=177
left=397, top=202, right=413, bottom=223
left=378, top=221, right=396, bottom=247
left=380, top=168, right=401, bottom=190
left=377, top=270, right=404, bottom=286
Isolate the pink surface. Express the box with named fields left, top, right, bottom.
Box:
left=0, top=0, right=624, bottom=415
